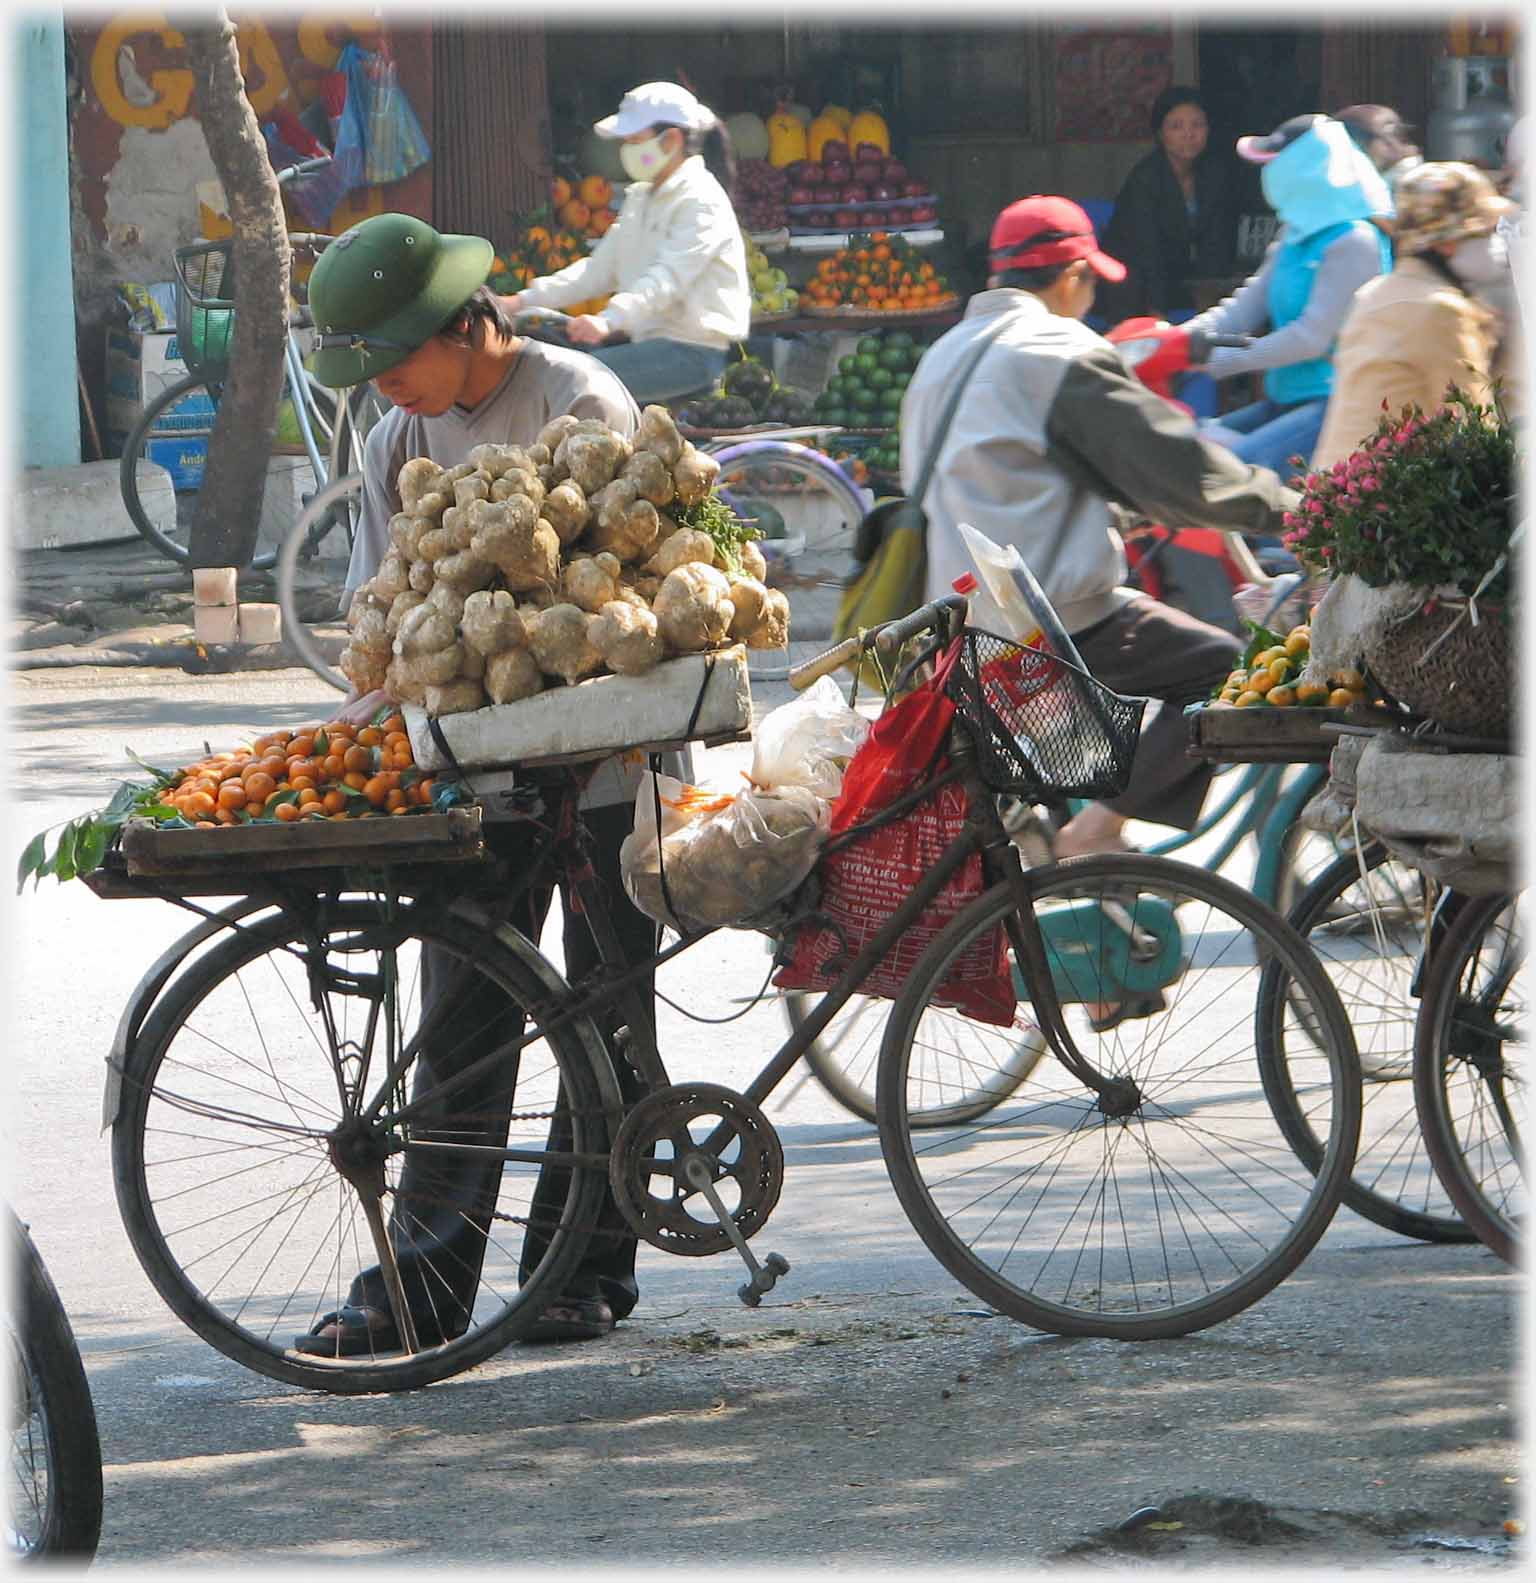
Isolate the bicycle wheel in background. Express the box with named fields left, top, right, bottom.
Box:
left=1259, top=846, right=1470, bottom=1242
left=1413, top=890, right=1525, bottom=1265
left=878, top=856, right=1361, bottom=1340
left=783, top=990, right=1049, bottom=1127
left=275, top=472, right=364, bottom=690
left=710, top=440, right=869, bottom=589
left=118, top=373, right=340, bottom=570
left=6, top=1212, right=104, bottom=1561
left=111, top=899, right=612, bottom=1394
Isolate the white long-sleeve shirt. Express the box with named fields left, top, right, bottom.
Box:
left=517, top=156, right=751, bottom=349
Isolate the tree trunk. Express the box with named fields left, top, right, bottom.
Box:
left=183, top=9, right=290, bottom=569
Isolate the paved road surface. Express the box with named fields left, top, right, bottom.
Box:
left=6, top=664, right=1521, bottom=1570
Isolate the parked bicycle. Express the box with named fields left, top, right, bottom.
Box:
left=275, top=306, right=869, bottom=691
left=91, top=592, right=1360, bottom=1394
left=118, top=157, right=384, bottom=569
left=5, top=1210, right=103, bottom=1561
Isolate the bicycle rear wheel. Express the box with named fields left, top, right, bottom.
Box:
left=111, top=898, right=613, bottom=1393
left=119, top=372, right=337, bottom=569
left=1260, top=846, right=1470, bottom=1242
left=1413, top=890, right=1525, bottom=1264
left=878, top=856, right=1360, bottom=1339
left=783, top=990, right=1048, bottom=1127
left=6, top=1212, right=103, bottom=1560
left=710, top=440, right=869, bottom=589
left=275, top=472, right=365, bottom=690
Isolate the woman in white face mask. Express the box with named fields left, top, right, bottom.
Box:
left=1313, top=161, right=1514, bottom=469
left=503, top=81, right=752, bottom=404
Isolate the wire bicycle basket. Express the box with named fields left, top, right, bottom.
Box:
left=173, top=240, right=236, bottom=382
left=945, top=630, right=1145, bottom=801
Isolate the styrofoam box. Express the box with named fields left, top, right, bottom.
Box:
left=405, top=646, right=752, bottom=772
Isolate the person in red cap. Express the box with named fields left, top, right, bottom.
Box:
left=901, top=194, right=1296, bottom=865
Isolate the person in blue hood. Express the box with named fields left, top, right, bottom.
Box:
left=1185, top=114, right=1394, bottom=479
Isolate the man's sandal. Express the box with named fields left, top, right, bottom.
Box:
left=293, top=1305, right=402, bottom=1357
left=520, top=1297, right=616, bottom=1345
left=1086, top=989, right=1168, bottom=1034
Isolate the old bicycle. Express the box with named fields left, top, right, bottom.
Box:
left=92, top=596, right=1360, bottom=1394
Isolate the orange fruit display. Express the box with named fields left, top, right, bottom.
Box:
left=156, top=712, right=441, bottom=827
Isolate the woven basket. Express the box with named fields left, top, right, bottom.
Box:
left=1365, top=598, right=1512, bottom=738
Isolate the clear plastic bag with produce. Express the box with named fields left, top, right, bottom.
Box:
left=620, top=774, right=829, bottom=934
left=620, top=675, right=868, bottom=932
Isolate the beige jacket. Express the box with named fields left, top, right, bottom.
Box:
left=1313, top=256, right=1496, bottom=470
left=518, top=156, right=750, bottom=349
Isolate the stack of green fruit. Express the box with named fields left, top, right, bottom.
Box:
left=677, top=354, right=816, bottom=432
left=811, top=331, right=921, bottom=446
left=746, top=234, right=799, bottom=318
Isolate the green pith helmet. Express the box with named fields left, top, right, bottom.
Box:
left=307, top=213, right=495, bottom=387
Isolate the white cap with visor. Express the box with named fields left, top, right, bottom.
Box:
left=594, top=81, right=717, bottom=138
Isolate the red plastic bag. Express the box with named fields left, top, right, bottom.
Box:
left=774, top=650, right=1015, bottom=1025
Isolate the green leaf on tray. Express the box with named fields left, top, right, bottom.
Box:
left=16, top=832, right=47, bottom=895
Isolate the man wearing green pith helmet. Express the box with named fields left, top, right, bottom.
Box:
left=299, top=211, right=653, bottom=1354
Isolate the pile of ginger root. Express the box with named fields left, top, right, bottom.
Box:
left=339, top=406, right=789, bottom=717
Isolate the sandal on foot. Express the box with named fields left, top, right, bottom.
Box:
left=1086, top=990, right=1168, bottom=1034
left=520, top=1297, right=615, bottom=1345
left=293, top=1305, right=400, bottom=1358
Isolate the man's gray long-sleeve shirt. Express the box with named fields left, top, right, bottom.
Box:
left=902, top=289, right=1298, bottom=633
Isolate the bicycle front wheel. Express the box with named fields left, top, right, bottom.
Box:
left=111, top=899, right=613, bottom=1393
left=1261, top=846, right=1470, bottom=1242
left=784, top=990, right=1048, bottom=1127
left=877, top=856, right=1361, bottom=1340
left=275, top=472, right=365, bottom=690
left=119, top=373, right=333, bottom=570
left=1413, top=890, right=1525, bottom=1264
left=6, top=1213, right=104, bottom=1560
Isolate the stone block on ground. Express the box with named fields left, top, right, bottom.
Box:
left=11, top=460, right=166, bottom=550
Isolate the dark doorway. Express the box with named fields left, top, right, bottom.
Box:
left=1198, top=26, right=1325, bottom=266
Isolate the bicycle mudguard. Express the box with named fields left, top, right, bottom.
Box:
left=1017, top=896, right=1184, bottom=1005
left=101, top=899, right=273, bottom=1133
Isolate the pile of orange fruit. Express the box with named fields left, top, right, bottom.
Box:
left=1212, top=624, right=1371, bottom=710
left=550, top=173, right=616, bottom=240
left=802, top=233, right=956, bottom=314
left=488, top=206, right=611, bottom=316
left=160, top=714, right=440, bottom=827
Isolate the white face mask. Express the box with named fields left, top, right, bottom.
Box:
left=619, top=132, right=673, bottom=183
left=1449, top=231, right=1509, bottom=285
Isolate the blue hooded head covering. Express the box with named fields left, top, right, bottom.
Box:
left=1246, top=117, right=1394, bottom=404
left=1260, top=118, right=1394, bottom=238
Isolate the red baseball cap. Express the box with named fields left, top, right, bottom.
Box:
left=988, top=195, right=1126, bottom=281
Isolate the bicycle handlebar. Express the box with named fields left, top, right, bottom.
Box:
left=875, top=595, right=967, bottom=655
left=787, top=595, right=968, bottom=693
left=787, top=635, right=865, bottom=692
left=276, top=156, right=334, bottom=186
left=511, top=308, right=578, bottom=348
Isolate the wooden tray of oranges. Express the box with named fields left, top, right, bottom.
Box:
left=1186, top=622, right=1391, bottom=764
left=105, top=713, right=489, bottom=885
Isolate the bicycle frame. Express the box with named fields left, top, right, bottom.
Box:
left=346, top=720, right=1119, bottom=1168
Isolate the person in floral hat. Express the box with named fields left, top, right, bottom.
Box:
left=1313, top=162, right=1512, bottom=469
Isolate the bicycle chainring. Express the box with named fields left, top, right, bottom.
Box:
left=608, top=1082, right=784, bottom=1257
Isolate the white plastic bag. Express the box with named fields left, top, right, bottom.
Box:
left=749, top=674, right=869, bottom=800
left=620, top=773, right=829, bottom=933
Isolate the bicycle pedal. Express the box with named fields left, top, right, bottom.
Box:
left=737, top=1252, right=790, bottom=1308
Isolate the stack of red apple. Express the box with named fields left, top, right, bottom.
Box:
left=783, top=139, right=938, bottom=234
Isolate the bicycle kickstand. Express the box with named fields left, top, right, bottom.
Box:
left=680, top=1154, right=791, bottom=1307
